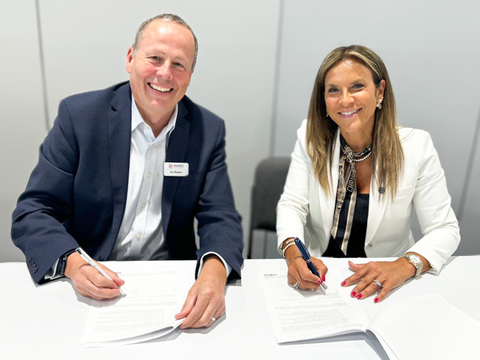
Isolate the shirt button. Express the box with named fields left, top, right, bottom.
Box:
left=368, top=243, right=373, bottom=248
left=136, top=233, right=141, bottom=240
left=146, top=173, right=151, bottom=178
left=140, top=202, right=146, bottom=208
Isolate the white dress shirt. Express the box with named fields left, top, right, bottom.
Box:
left=109, top=98, right=231, bottom=276
left=109, top=98, right=176, bottom=260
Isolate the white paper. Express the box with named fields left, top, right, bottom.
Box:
left=367, top=292, right=480, bottom=360
left=260, top=272, right=370, bottom=343
left=261, top=272, right=480, bottom=359
left=81, top=270, right=189, bottom=347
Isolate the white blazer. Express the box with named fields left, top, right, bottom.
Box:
left=276, top=120, right=460, bottom=273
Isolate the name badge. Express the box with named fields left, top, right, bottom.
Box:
left=164, top=162, right=189, bottom=177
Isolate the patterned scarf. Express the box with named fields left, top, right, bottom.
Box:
left=330, top=135, right=371, bottom=254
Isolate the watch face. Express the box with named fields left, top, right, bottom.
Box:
left=406, top=254, right=423, bottom=277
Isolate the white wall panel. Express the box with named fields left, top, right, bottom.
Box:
left=0, top=1, right=47, bottom=262
left=456, top=110, right=480, bottom=255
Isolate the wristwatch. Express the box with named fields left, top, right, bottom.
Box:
left=405, top=253, right=423, bottom=278
left=57, top=249, right=77, bottom=277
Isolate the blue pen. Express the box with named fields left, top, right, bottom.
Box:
left=294, top=238, right=328, bottom=290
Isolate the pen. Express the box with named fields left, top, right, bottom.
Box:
left=294, top=238, right=328, bottom=291
left=75, top=247, right=126, bottom=296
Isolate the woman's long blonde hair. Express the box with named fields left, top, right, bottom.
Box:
left=306, top=45, right=403, bottom=199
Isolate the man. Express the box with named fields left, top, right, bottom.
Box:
left=11, top=14, right=243, bottom=329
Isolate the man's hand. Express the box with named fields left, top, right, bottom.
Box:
left=64, top=252, right=125, bottom=300
left=175, top=255, right=227, bottom=329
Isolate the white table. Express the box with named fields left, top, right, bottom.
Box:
left=1, top=256, right=479, bottom=360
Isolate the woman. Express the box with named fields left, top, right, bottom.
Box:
left=276, top=45, right=460, bottom=303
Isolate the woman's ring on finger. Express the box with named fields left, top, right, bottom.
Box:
left=292, top=281, right=300, bottom=289
left=372, top=279, right=383, bottom=289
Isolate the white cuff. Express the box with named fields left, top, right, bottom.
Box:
left=197, top=252, right=232, bottom=278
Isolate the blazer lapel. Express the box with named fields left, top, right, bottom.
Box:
left=106, top=83, right=131, bottom=248
left=162, top=99, right=190, bottom=232
left=365, top=166, right=389, bottom=246
left=320, top=131, right=341, bottom=241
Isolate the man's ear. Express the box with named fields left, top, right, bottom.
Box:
left=126, top=47, right=134, bottom=74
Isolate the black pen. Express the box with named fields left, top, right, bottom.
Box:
left=294, top=238, right=328, bottom=290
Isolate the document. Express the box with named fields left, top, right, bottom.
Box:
left=81, top=270, right=189, bottom=347
left=260, top=272, right=480, bottom=359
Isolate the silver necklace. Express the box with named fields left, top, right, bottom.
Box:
left=353, top=146, right=372, bottom=162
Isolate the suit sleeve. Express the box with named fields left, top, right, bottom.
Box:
left=276, top=120, right=311, bottom=253
left=407, top=130, right=460, bottom=273
left=194, top=120, right=244, bottom=281
left=11, top=100, right=80, bottom=283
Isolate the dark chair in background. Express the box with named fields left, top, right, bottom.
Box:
left=248, top=157, right=291, bottom=258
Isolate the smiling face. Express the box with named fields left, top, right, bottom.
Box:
left=126, top=20, right=195, bottom=126
left=324, top=59, right=385, bottom=148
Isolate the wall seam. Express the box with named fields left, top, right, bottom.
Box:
left=457, top=106, right=480, bottom=222
left=269, top=0, right=285, bottom=157
left=35, top=0, right=50, bottom=132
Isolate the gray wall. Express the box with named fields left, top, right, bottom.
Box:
left=1, top=0, right=479, bottom=262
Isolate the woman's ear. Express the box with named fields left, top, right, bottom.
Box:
left=377, top=79, right=386, bottom=100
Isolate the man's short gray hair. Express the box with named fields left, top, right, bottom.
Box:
left=132, top=14, right=198, bottom=70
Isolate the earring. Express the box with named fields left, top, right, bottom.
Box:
left=377, top=98, right=383, bottom=109
left=326, top=112, right=329, bottom=118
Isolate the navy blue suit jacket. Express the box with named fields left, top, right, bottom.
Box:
left=12, top=82, right=243, bottom=284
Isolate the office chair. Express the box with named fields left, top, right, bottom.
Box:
left=248, top=157, right=291, bottom=259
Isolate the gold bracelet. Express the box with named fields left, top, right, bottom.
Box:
left=281, top=238, right=295, bottom=250
left=282, top=241, right=296, bottom=258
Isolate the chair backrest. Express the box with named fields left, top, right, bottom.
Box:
left=248, top=157, right=291, bottom=258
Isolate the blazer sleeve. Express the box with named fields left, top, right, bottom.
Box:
left=276, top=120, right=311, bottom=252
left=11, top=100, right=81, bottom=283
left=194, top=118, right=244, bottom=281
left=404, top=129, right=460, bottom=273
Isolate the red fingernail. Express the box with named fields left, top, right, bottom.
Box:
left=374, top=298, right=379, bottom=303
left=341, top=281, right=346, bottom=286
left=322, top=275, right=326, bottom=282
left=357, top=293, right=363, bottom=299
left=317, top=281, right=322, bottom=285
left=351, top=291, right=356, bottom=297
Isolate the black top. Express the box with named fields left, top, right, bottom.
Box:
left=323, top=193, right=369, bottom=258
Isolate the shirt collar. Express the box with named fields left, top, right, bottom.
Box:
left=131, top=96, right=178, bottom=140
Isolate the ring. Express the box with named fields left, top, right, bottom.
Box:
left=292, top=281, right=300, bottom=289
left=372, top=279, right=383, bottom=289
left=211, top=317, right=216, bottom=322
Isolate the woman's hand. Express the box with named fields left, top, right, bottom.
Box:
left=284, top=244, right=328, bottom=291
left=341, top=254, right=430, bottom=302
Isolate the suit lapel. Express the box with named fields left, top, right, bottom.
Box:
left=107, top=83, right=131, bottom=245
left=365, top=164, right=389, bottom=246
left=162, top=99, right=190, bottom=232
left=320, top=131, right=341, bottom=240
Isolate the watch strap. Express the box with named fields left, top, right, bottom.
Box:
left=57, top=249, right=77, bottom=277
left=405, top=254, right=423, bottom=278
